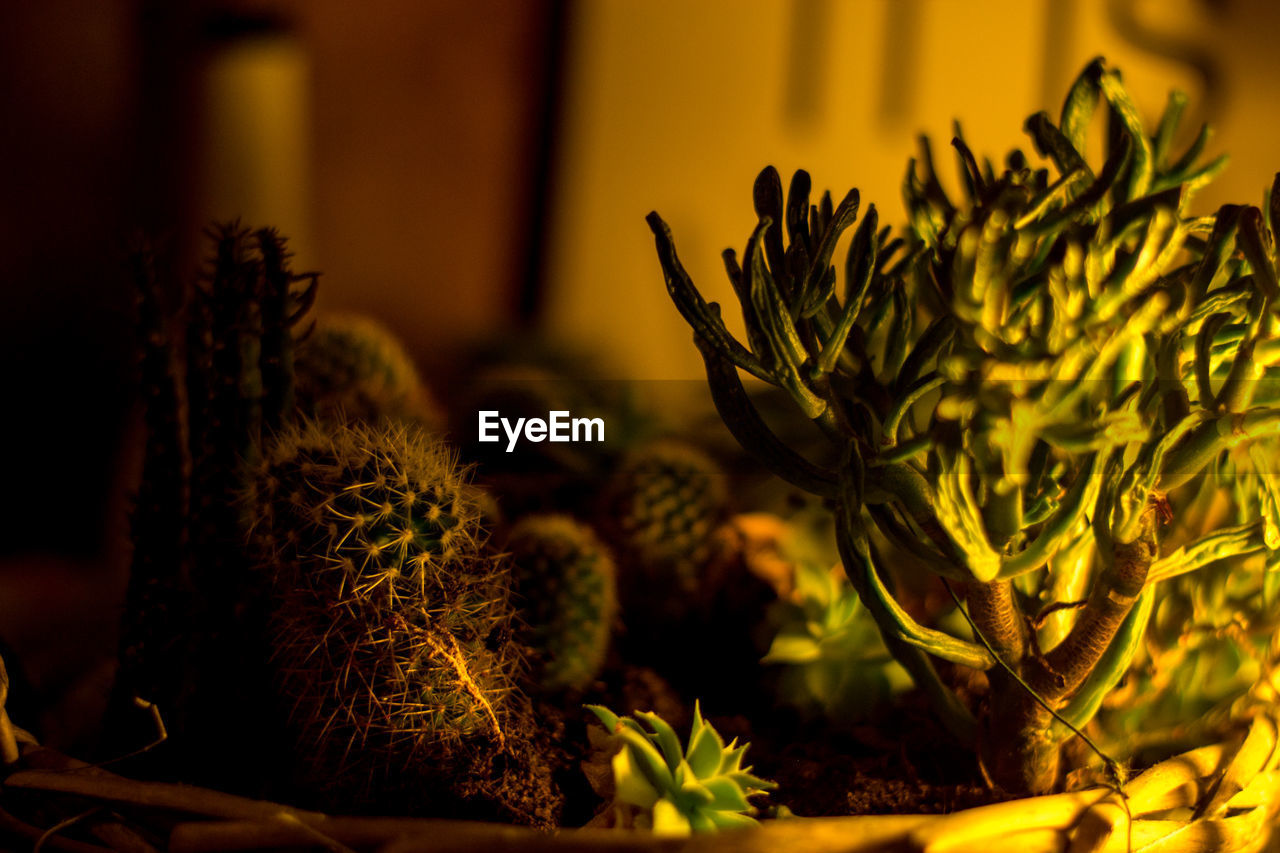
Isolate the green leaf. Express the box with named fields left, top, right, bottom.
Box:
left=798, top=187, right=860, bottom=310
left=677, top=767, right=716, bottom=806
left=1026, top=112, right=1088, bottom=181
left=793, top=559, right=834, bottom=605
left=635, top=710, right=683, bottom=771
left=1190, top=205, right=1242, bottom=299
left=708, top=810, right=760, bottom=830
left=1098, top=69, right=1154, bottom=200
left=1266, top=550, right=1280, bottom=609
left=728, top=770, right=777, bottom=793
left=933, top=452, right=1002, bottom=582
left=617, top=728, right=675, bottom=794
left=762, top=632, right=822, bottom=664
left=647, top=212, right=769, bottom=379
left=803, top=658, right=843, bottom=702
left=694, top=333, right=840, bottom=499
left=702, top=776, right=751, bottom=812
left=1152, top=90, right=1188, bottom=168
left=612, top=745, right=661, bottom=810
left=1059, top=58, right=1103, bottom=155
left=651, top=799, right=692, bottom=836
left=686, top=709, right=725, bottom=779
left=1239, top=206, right=1280, bottom=303
left=1250, top=443, right=1280, bottom=550
left=586, top=704, right=620, bottom=733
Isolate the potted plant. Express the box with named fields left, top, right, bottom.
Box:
left=2, top=58, right=1279, bottom=852
left=641, top=55, right=1280, bottom=843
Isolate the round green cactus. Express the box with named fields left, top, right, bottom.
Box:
left=246, top=418, right=559, bottom=823
left=600, top=440, right=729, bottom=603
left=506, top=514, right=618, bottom=692
left=293, top=312, right=438, bottom=427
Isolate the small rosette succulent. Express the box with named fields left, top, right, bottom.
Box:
left=763, top=561, right=911, bottom=722
left=585, top=702, right=775, bottom=834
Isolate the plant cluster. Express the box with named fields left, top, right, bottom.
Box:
left=648, top=58, right=1280, bottom=794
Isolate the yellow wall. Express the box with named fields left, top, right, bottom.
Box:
left=543, top=0, right=1279, bottom=380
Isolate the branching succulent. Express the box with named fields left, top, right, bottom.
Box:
left=648, top=58, right=1280, bottom=794
left=586, top=702, right=775, bottom=834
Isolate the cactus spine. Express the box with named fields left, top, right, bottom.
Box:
left=248, top=418, right=559, bottom=824
left=118, top=225, right=316, bottom=783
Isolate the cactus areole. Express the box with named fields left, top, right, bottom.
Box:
left=649, top=58, right=1280, bottom=794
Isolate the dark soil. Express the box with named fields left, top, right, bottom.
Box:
left=729, top=695, right=1009, bottom=818
left=762, top=731, right=1003, bottom=816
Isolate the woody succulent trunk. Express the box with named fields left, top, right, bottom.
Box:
left=648, top=59, right=1280, bottom=795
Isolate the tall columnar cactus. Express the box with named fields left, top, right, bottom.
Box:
left=293, top=311, right=439, bottom=428
left=119, top=225, right=316, bottom=779
left=506, top=515, right=618, bottom=693
left=247, top=418, right=559, bottom=825
left=648, top=58, right=1280, bottom=794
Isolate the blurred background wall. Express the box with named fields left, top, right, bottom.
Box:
left=4, top=0, right=1280, bottom=744
left=0, top=0, right=557, bottom=562
left=543, top=0, right=1280, bottom=380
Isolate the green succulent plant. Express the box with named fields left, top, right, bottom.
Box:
left=1094, top=451, right=1280, bottom=758
left=506, top=514, right=618, bottom=692
left=586, top=702, right=775, bottom=834
left=762, top=560, right=911, bottom=722
left=647, top=57, right=1280, bottom=795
